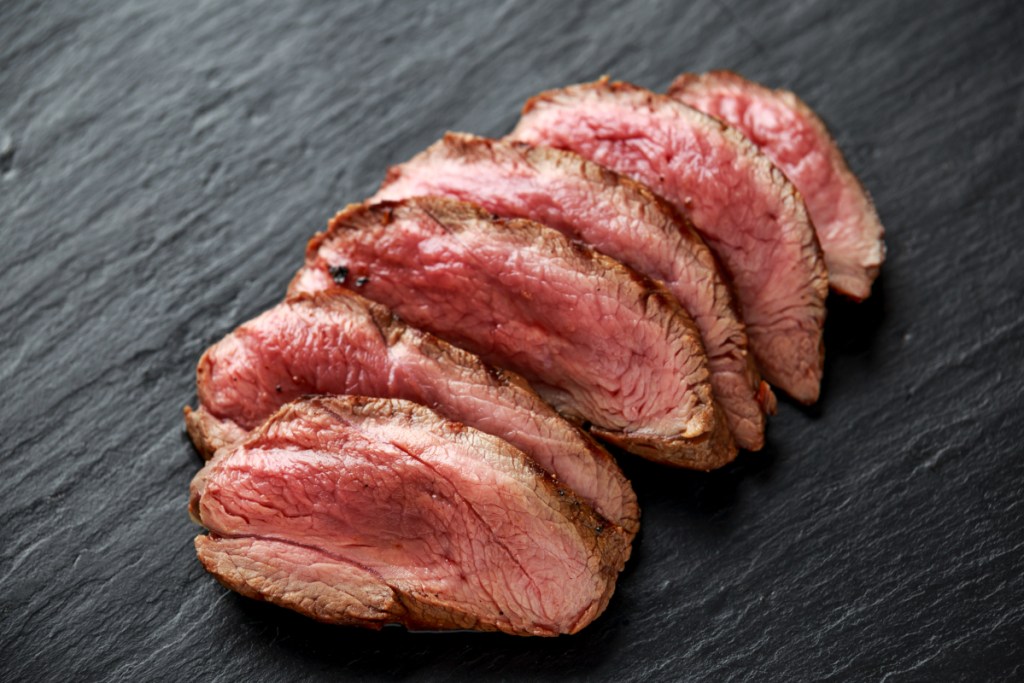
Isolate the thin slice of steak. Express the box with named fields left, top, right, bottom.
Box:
left=509, top=79, right=829, bottom=403
left=290, top=197, right=735, bottom=470
left=374, top=133, right=774, bottom=450
left=668, top=70, right=885, bottom=300
left=185, top=290, right=638, bottom=535
left=190, top=396, right=628, bottom=636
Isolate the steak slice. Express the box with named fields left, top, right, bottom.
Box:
left=668, top=71, right=885, bottom=301
left=291, top=197, right=735, bottom=470
left=185, top=290, right=638, bottom=535
left=509, top=79, right=829, bottom=404
left=374, top=133, right=774, bottom=451
left=190, top=396, right=628, bottom=636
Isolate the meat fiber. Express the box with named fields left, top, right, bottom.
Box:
left=184, top=290, right=638, bottom=535
left=509, top=79, right=829, bottom=403
left=374, top=132, right=774, bottom=450
left=290, top=197, right=735, bottom=470
left=669, top=70, right=885, bottom=300
left=190, top=396, right=629, bottom=636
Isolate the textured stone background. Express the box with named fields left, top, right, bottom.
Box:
left=2, top=0, right=1022, bottom=680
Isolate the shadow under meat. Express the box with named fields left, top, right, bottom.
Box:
left=231, top=589, right=624, bottom=678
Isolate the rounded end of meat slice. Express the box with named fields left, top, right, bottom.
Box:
left=184, top=405, right=246, bottom=460
left=668, top=70, right=885, bottom=301
left=195, top=535, right=406, bottom=627
left=592, top=399, right=735, bottom=471
left=191, top=395, right=629, bottom=636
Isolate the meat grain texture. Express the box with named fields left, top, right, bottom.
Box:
left=375, top=132, right=774, bottom=450
left=291, top=196, right=737, bottom=470
left=185, top=290, right=638, bottom=535
left=669, top=70, right=885, bottom=300
left=191, top=396, right=628, bottom=636
left=509, top=79, right=829, bottom=403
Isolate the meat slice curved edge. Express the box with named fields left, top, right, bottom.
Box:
left=509, top=79, right=829, bottom=404
left=190, top=395, right=628, bottom=636
left=374, top=132, right=774, bottom=450
left=184, top=289, right=638, bottom=537
left=290, top=196, right=736, bottom=470
left=668, top=70, right=885, bottom=301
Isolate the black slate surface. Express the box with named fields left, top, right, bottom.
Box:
left=2, top=0, right=1023, bottom=680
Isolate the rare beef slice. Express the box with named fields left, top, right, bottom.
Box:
left=191, top=396, right=628, bottom=636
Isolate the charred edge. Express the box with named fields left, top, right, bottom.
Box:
left=595, top=426, right=732, bottom=472
left=364, top=299, right=408, bottom=347
left=326, top=203, right=372, bottom=235
left=328, top=264, right=349, bottom=284
left=381, top=164, right=404, bottom=187
left=440, top=132, right=497, bottom=161
left=304, top=230, right=328, bottom=260
left=507, top=139, right=537, bottom=156
left=412, top=196, right=499, bottom=236
left=757, top=380, right=779, bottom=416
left=481, top=362, right=512, bottom=388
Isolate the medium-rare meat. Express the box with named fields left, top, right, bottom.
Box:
left=290, top=197, right=735, bottom=470
left=509, top=79, right=829, bottom=404
left=374, top=132, right=774, bottom=451
left=668, top=70, right=885, bottom=300
left=184, top=290, right=638, bottom=535
left=190, top=395, right=629, bottom=636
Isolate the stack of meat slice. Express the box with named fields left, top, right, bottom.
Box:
left=372, top=133, right=774, bottom=452
left=192, top=396, right=628, bottom=636
left=186, top=70, right=884, bottom=636
left=185, top=290, right=639, bottom=535
left=291, top=198, right=733, bottom=469
left=667, top=71, right=885, bottom=301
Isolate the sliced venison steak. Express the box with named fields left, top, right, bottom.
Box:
left=291, top=197, right=735, bottom=470
left=185, top=290, right=638, bottom=535
left=669, top=70, right=885, bottom=300
left=374, top=132, right=773, bottom=451
left=509, top=79, right=829, bottom=404
left=191, top=396, right=628, bottom=636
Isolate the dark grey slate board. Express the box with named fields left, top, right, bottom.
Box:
left=2, top=0, right=1023, bottom=680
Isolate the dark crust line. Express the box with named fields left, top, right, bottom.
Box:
left=516, top=78, right=828, bottom=404
left=668, top=69, right=885, bottom=300
left=193, top=395, right=627, bottom=635
left=306, top=197, right=737, bottom=470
